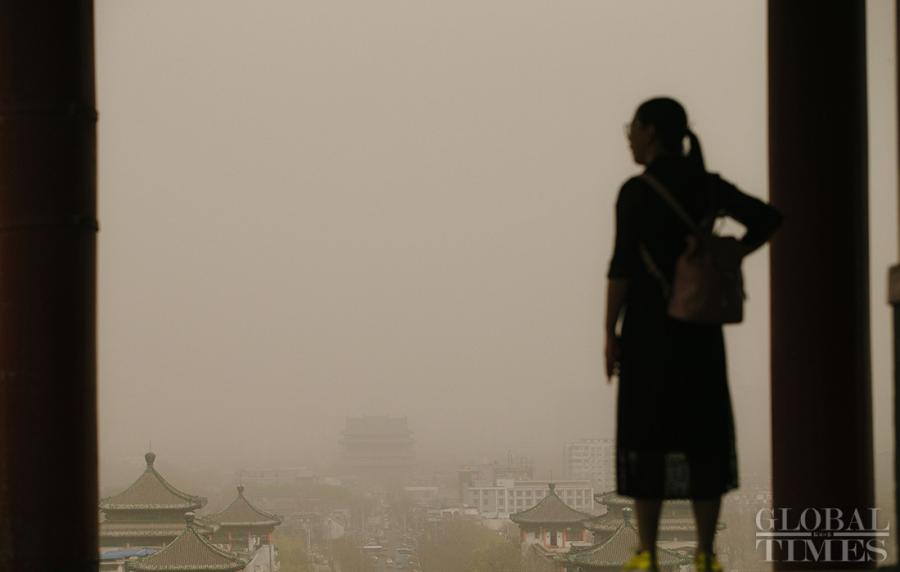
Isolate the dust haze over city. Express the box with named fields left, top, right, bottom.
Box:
left=95, top=0, right=896, bottom=541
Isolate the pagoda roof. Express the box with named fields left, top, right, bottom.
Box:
left=509, top=484, right=592, bottom=525
left=564, top=523, right=690, bottom=568
left=100, top=452, right=206, bottom=511
left=126, top=514, right=246, bottom=572
left=209, top=485, right=281, bottom=528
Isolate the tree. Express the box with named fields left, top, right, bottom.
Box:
left=420, top=519, right=523, bottom=572
left=330, top=537, right=366, bottom=572
left=275, top=532, right=312, bottom=572
left=472, top=538, right=524, bottom=572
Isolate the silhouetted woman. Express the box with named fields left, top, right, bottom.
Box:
left=604, top=97, right=781, bottom=572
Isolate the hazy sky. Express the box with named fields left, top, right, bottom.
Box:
left=94, top=0, right=897, bottom=519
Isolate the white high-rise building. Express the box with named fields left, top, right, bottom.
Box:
left=563, top=438, right=615, bottom=493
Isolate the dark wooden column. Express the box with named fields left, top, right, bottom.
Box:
left=0, top=2, right=98, bottom=570
left=769, top=1, right=874, bottom=570
left=890, top=1, right=900, bottom=569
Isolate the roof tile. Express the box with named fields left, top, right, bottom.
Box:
left=510, top=484, right=592, bottom=525
left=565, top=523, right=690, bottom=568
left=126, top=515, right=245, bottom=572
left=100, top=453, right=205, bottom=512
left=210, top=485, right=281, bottom=528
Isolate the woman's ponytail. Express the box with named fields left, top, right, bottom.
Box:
left=686, top=129, right=706, bottom=173
left=636, top=98, right=703, bottom=170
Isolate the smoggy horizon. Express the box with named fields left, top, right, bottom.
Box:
left=94, top=0, right=897, bottom=523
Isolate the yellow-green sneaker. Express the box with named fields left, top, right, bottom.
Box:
left=695, top=551, right=723, bottom=572
left=623, top=550, right=658, bottom=572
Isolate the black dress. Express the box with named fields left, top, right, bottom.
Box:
left=607, top=155, right=781, bottom=500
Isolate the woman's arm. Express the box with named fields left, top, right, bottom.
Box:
left=605, top=278, right=628, bottom=382
left=606, top=278, right=628, bottom=335
left=714, top=175, right=783, bottom=255
left=605, top=181, right=640, bottom=383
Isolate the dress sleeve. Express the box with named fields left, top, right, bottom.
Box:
left=712, top=174, right=783, bottom=247
left=607, top=180, right=642, bottom=279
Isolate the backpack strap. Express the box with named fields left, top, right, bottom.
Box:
left=639, top=173, right=701, bottom=235
left=636, top=173, right=708, bottom=300
left=639, top=242, right=671, bottom=299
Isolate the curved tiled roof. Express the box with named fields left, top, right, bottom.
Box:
left=509, top=484, right=592, bottom=525
left=126, top=514, right=246, bottom=572
left=565, top=523, right=690, bottom=568
left=210, top=485, right=281, bottom=528
left=100, top=452, right=206, bottom=511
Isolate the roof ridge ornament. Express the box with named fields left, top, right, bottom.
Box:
left=145, top=451, right=156, bottom=468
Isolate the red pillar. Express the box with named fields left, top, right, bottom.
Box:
left=768, top=1, right=874, bottom=569
left=0, top=1, right=97, bottom=569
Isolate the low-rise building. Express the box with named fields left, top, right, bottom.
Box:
left=403, top=485, right=440, bottom=507
left=464, top=479, right=594, bottom=518
left=235, top=466, right=316, bottom=485
left=457, top=455, right=534, bottom=501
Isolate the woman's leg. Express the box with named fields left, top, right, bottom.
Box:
left=691, top=496, right=722, bottom=554
left=635, top=498, right=663, bottom=556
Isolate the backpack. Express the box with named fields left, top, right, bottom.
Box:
left=637, top=173, right=745, bottom=325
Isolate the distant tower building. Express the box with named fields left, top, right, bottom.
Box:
left=562, top=438, right=614, bottom=493
left=339, top=416, right=415, bottom=484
